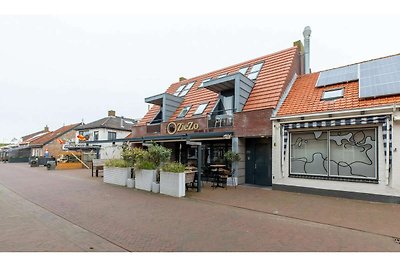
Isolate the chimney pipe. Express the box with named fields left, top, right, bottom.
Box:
left=303, top=26, right=312, bottom=74
left=44, top=125, right=49, bottom=132
left=108, top=110, right=116, bottom=117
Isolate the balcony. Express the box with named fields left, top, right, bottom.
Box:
left=207, top=109, right=234, bottom=128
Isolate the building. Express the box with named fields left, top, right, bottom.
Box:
left=29, top=123, right=81, bottom=158
left=76, top=110, right=137, bottom=159
left=272, top=53, right=400, bottom=203
left=129, top=40, right=306, bottom=186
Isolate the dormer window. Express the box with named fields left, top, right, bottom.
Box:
left=321, top=88, right=344, bottom=100
left=199, top=78, right=212, bottom=88
left=247, top=62, right=264, bottom=80
left=177, top=106, right=191, bottom=118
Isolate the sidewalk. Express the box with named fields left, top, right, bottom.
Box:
left=187, top=183, right=400, bottom=239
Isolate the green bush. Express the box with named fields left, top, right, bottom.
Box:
left=147, top=143, right=172, bottom=168
left=136, top=160, right=156, bottom=170
left=161, top=162, right=186, bottom=173
left=224, top=151, right=241, bottom=163
left=121, top=147, right=148, bottom=166
left=105, top=159, right=133, bottom=168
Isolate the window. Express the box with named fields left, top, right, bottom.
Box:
left=322, top=88, right=344, bottom=100
left=239, top=66, right=249, bottom=75
left=174, top=84, right=186, bottom=96
left=94, top=131, right=99, bottom=141
left=290, top=128, right=377, bottom=180
left=247, top=62, right=264, bottom=80
left=217, top=73, right=228, bottom=78
left=178, top=81, right=195, bottom=97
left=199, top=78, right=212, bottom=88
left=193, top=103, right=208, bottom=115
left=177, top=106, right=191, bottom=118
left=108, top=131, right=117, bottom=140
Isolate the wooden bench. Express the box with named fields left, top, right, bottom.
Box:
left=92, top=159, right=106, bottom=177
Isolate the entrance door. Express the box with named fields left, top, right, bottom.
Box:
left=245, top=138, right=272, bottom=186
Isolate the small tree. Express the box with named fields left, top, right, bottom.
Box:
left=224, top=150, right=241, bottom=177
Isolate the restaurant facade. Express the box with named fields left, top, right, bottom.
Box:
left=128, top=43, right=305, bottom=186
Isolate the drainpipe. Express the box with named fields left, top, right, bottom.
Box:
left=303, top=26, right=312, bottom=74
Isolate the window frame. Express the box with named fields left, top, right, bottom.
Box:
left=192, top=102, right=209, bottom=116
left=178, top=81, right=196, bottom=97
left=177, top=105, right=191, bottom=118
left=93, top=131, right=99, bottom=141
left=289, top=127, right=378, bottom=182
left=247, top=61, right=264, bottom=80
left=321, top=87, right=344, bottom=100
left=107, top=131, right=117, bottom=141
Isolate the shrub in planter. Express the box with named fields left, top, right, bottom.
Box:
left=104, top=159, right=133, bottom=186
left=224, top=151, right=241, bottom=187
left=160, top=162, right=186, bottom=198
left=135, top=160, right=157, bottom=192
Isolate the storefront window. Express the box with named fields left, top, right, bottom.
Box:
left=290, top=128, right=377, bottom=180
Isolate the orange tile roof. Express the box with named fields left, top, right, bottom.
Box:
left=138, top=46, right=299, bottom=125
left=30, top=123, right=81, bottom=146
left=277, top=72, right=400, bottom=117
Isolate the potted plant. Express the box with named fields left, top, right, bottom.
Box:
left=121, top=146, right=147, bottom=189
left=147, top=143, right=172, bottom=193
left=160, top=162, right=186, bottom=197
left=224, top=150, right=241, bottom=187
left=103, top=159, right=133, bottom=186
left=134, top=159, right=157, bottom=192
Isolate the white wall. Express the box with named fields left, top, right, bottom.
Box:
left=272, top=113, right=400, bottom=198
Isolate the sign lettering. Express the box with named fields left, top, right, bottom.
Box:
left=167, top=121, right=200, bottom=135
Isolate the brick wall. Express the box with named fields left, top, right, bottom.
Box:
left=43, top=130, right=77, bottom=157
left=234, top=109, right=273, bottom=137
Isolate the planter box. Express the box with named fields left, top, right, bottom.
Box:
left=152, top=182, right=160, bottom=193
left=227, top=177, right=238, bottom=187
left=135, top=169, right=157, bottom=191
left=127, top=178, right=135, bottom=188
left=103, top=167, right=131, bottom=186
left=160, top=171, right=185, bottom=198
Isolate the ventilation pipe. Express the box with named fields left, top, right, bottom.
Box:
left=303, top=26, right=312, bottom=74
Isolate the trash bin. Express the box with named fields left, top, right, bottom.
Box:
left=30, top=158, right=39, bottom=167
left=46, top=161, right=56, bottom=170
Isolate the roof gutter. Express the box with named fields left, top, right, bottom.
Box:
left=272, top=104, right=397, bottom=122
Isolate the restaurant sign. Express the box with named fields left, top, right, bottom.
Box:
left=167, top=121, right=200, bottom=135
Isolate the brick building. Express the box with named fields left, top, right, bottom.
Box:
left=128, top=42, right=306, bottom=186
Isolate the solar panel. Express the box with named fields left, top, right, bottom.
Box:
left=316, top=64, right=359, bottom=87
left=359, top=55, right=400, bottom=98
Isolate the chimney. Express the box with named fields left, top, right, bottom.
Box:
left=303, top=26, right=312, bottom=74
left=108, top=110, right=116, bottom=117
left=179, top=77, right=186, bottom=82
left=44, top=125, right=49, bottom=132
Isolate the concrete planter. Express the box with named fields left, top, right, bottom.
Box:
left=103, top=167, right=130, bottom=186
left=160, top=171, right=185, bottom=198
left=135, top=169, right=157, bottom=191
left=227, top=177, right=238, bottom=187
left=151, top=182, right=160, bottom=193
left=127, top=178, right=135, bottom=188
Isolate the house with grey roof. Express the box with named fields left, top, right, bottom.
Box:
left=75, top=110, right=137, bottom=159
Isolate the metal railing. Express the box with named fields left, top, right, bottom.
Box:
left=207, top=109, right=234, bottom=128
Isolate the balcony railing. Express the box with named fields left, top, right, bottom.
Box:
left=147, top=123, right=161, bottom=134
left=207, top=109, right=234, bottom=128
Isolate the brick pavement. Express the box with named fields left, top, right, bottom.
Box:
left=0, top=163, right=400, bottom=252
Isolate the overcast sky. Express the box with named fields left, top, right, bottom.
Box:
left=0, top=1, right=399, bottom=143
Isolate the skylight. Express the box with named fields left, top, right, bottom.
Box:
left=178, top=81, right=195, bottom=97
left=174, top=84, right=186, bottom=96
left=193, top=103, right=208, bottom=115
left=239, top=66, right=249, bottom=75
left=321, top=88, right=344, bottom=100
left=199, top=78, right=211, bottom=88
left=247, top=62, right=264, bottom=80
left=177, top=106, right=191, bottom=118
left=217, top=73, right=228, bottom=78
